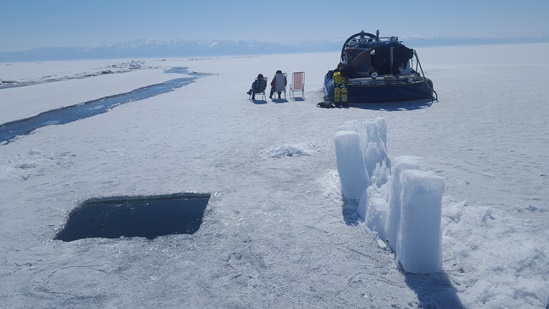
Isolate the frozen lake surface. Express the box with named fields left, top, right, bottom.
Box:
left=0, top=68, right=202, bottom=144
left=0, top=45, right=548, bottom=308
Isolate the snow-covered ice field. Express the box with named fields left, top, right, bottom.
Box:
left=0, top=44, right=548, bottom=308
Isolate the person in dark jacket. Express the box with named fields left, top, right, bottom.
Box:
left=247, top=74, right=267, bottom=100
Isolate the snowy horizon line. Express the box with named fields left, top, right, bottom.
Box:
left=2, top=34, right=549, bottom=62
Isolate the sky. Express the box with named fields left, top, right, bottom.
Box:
left=1, top=0, right=549, bottom=52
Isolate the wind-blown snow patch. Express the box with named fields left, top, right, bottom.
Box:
left=0, top=148, right=75, bottom=182
left=259, top=143, right=316, bottom=158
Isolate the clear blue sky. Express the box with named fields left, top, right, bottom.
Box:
left=1, top=0, right=548, bottom=52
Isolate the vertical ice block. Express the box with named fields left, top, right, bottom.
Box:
left=397, top=170, right=445, bottom=273
left=385, top=156, right=421, bottom=251
left=361, top=118, right=388, bottom=180
left=334, top=130, right=370, bottom=200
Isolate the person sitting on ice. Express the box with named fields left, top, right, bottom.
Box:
left=269, top=70, right=287, bottom=99
left=246, top=74, right=267, bottom=100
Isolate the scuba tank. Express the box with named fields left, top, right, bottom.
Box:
left=334, top=87, right=341, bottom=103
left=340, top=84, right=348, bottom=104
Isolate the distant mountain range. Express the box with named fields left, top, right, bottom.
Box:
left=1, top=35, right=548, bottom=62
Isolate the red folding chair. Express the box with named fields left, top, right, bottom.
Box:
left=289, top=72, right=305, bottom=99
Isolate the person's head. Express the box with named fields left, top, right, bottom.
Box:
left=276, top=70, right=282, bottom=74
left=257, top=74, right=264, bottom=79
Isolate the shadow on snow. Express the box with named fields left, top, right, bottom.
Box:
left=403, top=271, right=464, bottom=308
left=348, top=98, right=437, bottom=111
left=250, top=98, right=291, bottom=104
left=317, top=97, right=437, bottom=111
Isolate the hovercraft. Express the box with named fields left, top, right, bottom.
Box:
left=324, top=30, right=437, bottom=104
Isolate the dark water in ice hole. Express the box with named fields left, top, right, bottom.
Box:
left=0, top=68, right=207, bottom=144
left=55, top=193, right=210, bottom=242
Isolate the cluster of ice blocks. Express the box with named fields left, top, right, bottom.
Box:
left=335, top=118, right=445, bottom=273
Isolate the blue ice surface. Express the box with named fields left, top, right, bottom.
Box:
left=0, top=68, right=207, bottom=144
